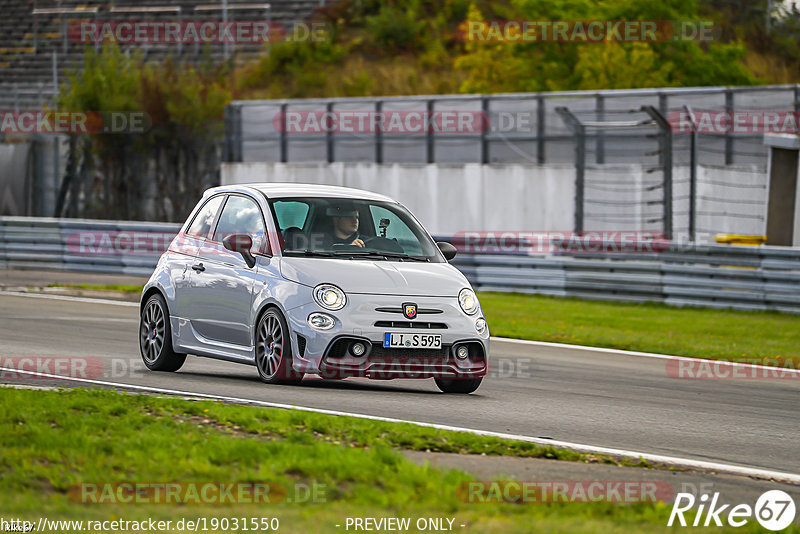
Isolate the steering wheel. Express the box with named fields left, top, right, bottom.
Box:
left=330, top=234, right=373, bottom=249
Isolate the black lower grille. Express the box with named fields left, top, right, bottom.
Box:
left=374, top=320, right=447, bottom=329
left=368, top=343, right=450, bottom=360
left=296, top=335, right=307, bottom=357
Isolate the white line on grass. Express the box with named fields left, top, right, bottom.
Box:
left=2, top=367, right=799, bottom=484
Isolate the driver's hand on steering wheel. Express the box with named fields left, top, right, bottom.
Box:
left=352, top=238, right=365, bottom=248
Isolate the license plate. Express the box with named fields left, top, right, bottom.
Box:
left=383, top=332, right=442, bottom=349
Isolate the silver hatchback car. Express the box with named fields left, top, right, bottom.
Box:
left=139, top=183, right=489, bottom=393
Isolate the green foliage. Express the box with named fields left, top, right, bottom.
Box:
left=235, top=0, right=773, bottom=97
left=58, top=44, right=233, bottom=221
left=142, top=60, right=231, bottom=138
left=364, top=2, right=426, bottom=53
left=3, top=387, right=725, bottom=533
left=455, top=0, right=758, bottom=91
left=59, top=45, right=142, bottom=113
left=575, top=42, right=675, bottom=90
left=238, top=37, right=346, bottom=96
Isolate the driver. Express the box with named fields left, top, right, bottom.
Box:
left=325, top=203, right=365, bottom=248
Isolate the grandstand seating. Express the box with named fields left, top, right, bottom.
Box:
left=0, top=0, right=327, bottom=108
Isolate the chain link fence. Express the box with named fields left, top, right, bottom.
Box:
left=226, top=84, right=799, bottom=241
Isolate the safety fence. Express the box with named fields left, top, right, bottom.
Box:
left=0, top=217, right=180, bottom=276
left=225, top=84, right=800, bottom=168
left=2, top=217, right=799, bottom=313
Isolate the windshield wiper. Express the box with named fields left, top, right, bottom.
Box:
left=282, top=249, right=335, bottom=257
left=331, top=250, right=429, bottom=262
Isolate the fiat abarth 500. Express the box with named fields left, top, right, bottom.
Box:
left=139, top=183, right=489, bottom=393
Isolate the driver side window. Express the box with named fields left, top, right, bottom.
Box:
left=214, top=196, right=267, bottom=253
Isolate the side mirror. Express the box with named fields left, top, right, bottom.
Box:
left=436, top=241, right=457, bottom=261
left=223, top=233, right=256, bottom=268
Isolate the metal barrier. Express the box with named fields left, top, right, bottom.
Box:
left=2, top=217, right=800, bottom=313
left=0, top=217, right=180, bottom=276
left=449, top=243, right=800, bottom=313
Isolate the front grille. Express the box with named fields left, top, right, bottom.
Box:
left=368, top=343, right=450, bottom=360
left=296, top=335, right=307, bottom=357
left=375, top=307, right=443, bottom=314
left=374, top=320, right=447, bottom=329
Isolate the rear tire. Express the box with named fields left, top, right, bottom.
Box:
left=140, top=293, right=186, bottom=372
left=255, top=308, right=304, bottom=385
left=434, top=377, right=482, bottom=394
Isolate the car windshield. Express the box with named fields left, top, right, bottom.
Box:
left=268, top=197, right=443, bottom=262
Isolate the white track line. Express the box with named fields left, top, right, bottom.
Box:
left=2, top=290, right=797, bottom=376
left=492, top=337, right=800, bottom=376
left=0, top=290, right=139, bottom=307
left=2, top=367, right=799, bottom=484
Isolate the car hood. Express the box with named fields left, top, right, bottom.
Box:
left=279, top=257, right=469, bottom=297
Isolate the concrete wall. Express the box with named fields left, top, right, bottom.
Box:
left=221, top=161, right=767, bottom=240
left=222, top=162, right=576, bottom=235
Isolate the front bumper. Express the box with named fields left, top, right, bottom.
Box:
left=284, top=293, right=490, bottom=380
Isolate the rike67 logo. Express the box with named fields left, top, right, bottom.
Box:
left=668, top=490, right=796, bottom=531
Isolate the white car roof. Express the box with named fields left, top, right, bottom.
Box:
left=206, top=183, right=396, bottom=203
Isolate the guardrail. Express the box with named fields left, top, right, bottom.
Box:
left=0, top=217, right=181, bottom=276
left=2, top=217, right=800, bottom=313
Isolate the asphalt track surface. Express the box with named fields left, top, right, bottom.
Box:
left=2, top=291, right=799, bottom=479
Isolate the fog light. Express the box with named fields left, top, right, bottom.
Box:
left=351, top=342, right=366, bottom=357
left=475, top=317, right=487, bottom=335
left=307, top=312, right=335, bottom=330
left=456, top=345, right=469, bottom=360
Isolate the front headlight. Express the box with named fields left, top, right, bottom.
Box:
left=459, top=288, right=479, bottom=315
left=313, top=284, right=347, bottom=311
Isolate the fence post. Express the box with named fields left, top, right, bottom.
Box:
left=375, top=100, right=383, bottom=164
left=426, top=99, right=434, bottom=164
left=596, top=94, right=605, bottom=164
left=280, top=103, right=288, bottom=163
left=224, top=105, right=233, bottom=162
left=794, top=84, right=799, bottom=117
left=685, top=105, right=698, bottom=243
left=326, top=102, right=334, bottom=163
left=555, top=107, right=585, bottom=233
left=725, top=90, right=734, bottom=165
left=657, top=93, right=667, bottom=167
left=536, top=95, right=545, bottom=164
left=481, top=96, right=489, bottom=164
left=642, top=106, right=673, bottom=240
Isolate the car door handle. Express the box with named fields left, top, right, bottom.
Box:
left=191, top=263, right=205, bottom=272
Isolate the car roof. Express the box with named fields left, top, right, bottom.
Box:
left=205, top=183, right=396, bottom=203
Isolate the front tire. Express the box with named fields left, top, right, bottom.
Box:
left=434, top=377, right=482, bottom=394
left=255, top=308, right=304, bottom=385
left=140, top=293, right=186, bottom=372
